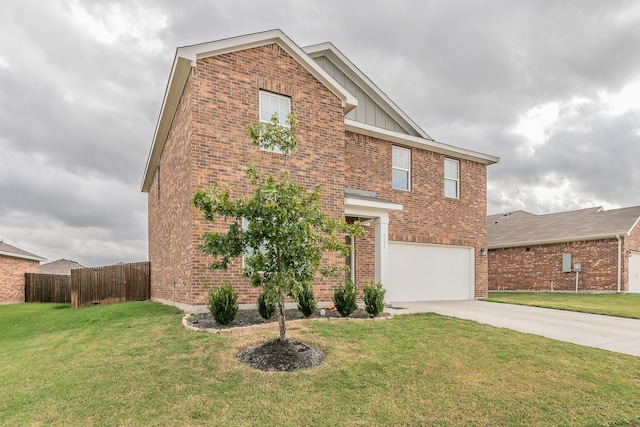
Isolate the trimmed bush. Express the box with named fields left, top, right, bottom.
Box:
left=257, top=290, right=277, bottom=321
left=333, top=277, right=357, bottom=317
left=206, top=282, right=239, bottom=326
left=363, top=281, right=386, bottom=317
left=296, top=283, right=317, bottom=317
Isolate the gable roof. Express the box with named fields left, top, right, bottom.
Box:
left=303, top=43, right=499, bottom=166
left=141, top=29, right=499, bottom=192
left=141, top=29, right=358, bottom=192
left=39, top=259, right=85, bottom=275
left=0, top=240, right=46, bottom=262
left=488, top=206, right=640, bottom=249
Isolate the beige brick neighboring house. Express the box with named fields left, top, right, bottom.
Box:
left=0, top=240, right=46, bottom=303
left=39, top=259, right=85, bottom=275
left=488, top=206, right=640, bottom=293
left=141, top=30, right=499, bottom=311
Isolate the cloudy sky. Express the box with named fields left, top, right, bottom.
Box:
left=1, top=0, right=639, bottom=266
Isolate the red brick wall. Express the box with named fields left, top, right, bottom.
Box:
left=488, top=239, right=621, bottom=292
left=0, top=256, right=40, bottom=303
left=147, top=71, right=195, bottom=306
left=148, top=43, right=492, bottom=307
left=149, top=44, right=347, bottom=306
left=344, top=132, right=489, bottom=298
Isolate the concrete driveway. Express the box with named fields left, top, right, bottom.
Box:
left=386, top=300, right=640, bottom=357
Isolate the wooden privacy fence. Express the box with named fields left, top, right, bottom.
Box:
left=70, top=262, right=150, bottom=309
left=25, top=273, right=71, bottom=303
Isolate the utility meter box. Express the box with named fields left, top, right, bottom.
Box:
left=562, top=253, right=572, bottom=273
left=573, top=263, right=582, bottom=272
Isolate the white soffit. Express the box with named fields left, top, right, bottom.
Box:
left=346, top=119, right=499, bottom=165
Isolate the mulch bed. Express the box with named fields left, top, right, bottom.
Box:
left=186, top=306, right=379, bottom=330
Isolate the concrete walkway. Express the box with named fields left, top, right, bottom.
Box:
left=386, top=300, right=640, bottom=357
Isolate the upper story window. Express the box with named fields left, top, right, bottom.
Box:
left=444, top=158, right=460, bottom=198
left=258, top=91, right=291, bottom=153
left=392, top=146, right=411, bottom=190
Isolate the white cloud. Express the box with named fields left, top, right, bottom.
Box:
left=69, top=1, right=168, bottom=54
left=599, top=77, right=640, bottom=115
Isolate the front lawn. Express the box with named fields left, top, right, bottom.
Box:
left=2, top=302, right=640, bottom=426
left=486, top=292, right=640, bottom=319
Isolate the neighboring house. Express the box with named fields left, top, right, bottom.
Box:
left=488, top=206, right=640, bottom=293
left=0, top=240, right=46, bottom=303
left=141, top=29, right=499, bottom=311
left=39, top=259, right=85, bottom=275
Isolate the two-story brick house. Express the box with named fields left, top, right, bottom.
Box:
left=141, top=30, right=499, bottom=311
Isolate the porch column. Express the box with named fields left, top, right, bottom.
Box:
left=374, top=213, right=390, bottom=285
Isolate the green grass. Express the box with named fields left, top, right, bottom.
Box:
left=2, top=302, right=640, bottom=426
left=486, top=292, right=640, bottom=319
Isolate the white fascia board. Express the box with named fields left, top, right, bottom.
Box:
left=488, top=233, right=629, bottom=250
left=345, top=197, right=403, bottom=216
left=627, top=215, right=640, bottom=236
left=141, top=56, right=192, bottom=192
left=304, top=42, right=432, bottom=140
left=345, top=119, right=500, bottom=165
left=182, top=30, right=357, bottom=112
left=0, top=251, right=46, bottom=262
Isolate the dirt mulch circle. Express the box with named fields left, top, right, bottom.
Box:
left=236, top=338, right=326, bottom=372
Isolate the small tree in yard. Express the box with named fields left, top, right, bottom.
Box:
left=192, top=113, right=363, bottom=341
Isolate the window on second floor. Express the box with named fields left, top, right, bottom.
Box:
left=444, top=158, right=460, bottom=198
left=392, top=146, right=411, bottom=190
left=259, top=91, right=290, bottom=153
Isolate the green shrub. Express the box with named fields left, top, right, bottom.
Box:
left=257, top=290, right=277, bottom=321
left=333, top=277, right=357, bottom=317
left=206, top=282, right=239, bottom=326
left=363, top=281, right=386, bottom=317
left=296, top=283, right=317, bottom=317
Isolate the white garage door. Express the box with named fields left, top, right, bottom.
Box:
left=387, top=241, right=474, bottom=302
left=630, top=252, right=640, bottom=293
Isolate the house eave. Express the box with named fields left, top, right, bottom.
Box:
left=0, top=250, right=46, bottom=262
left=488, top=232, right=630, bottom=250
left=345, top=119, right=499, bottom=165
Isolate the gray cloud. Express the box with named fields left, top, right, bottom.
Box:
left=1, top=0, right=639, bottom=265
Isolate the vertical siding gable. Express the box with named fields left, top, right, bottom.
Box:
left=313, top=56, right=411, bottom=135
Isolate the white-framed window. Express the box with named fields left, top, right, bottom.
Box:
left=392, top=146, right=411, bottom=190
left=241, top=218, right=267, bottom=269
left=444, top=158, right=460, bottom=198
left=259, top=91, right=290, bottom=153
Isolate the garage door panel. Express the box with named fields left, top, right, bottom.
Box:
left=387, top=242, right=473, bottom=302
left=630, top=252, right=640, bottom=293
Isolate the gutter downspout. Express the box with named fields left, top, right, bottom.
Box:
left=616, top=235, right=622, bottom=294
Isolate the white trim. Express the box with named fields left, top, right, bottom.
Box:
left=444, top=158, right=460, bottom=199
left=178, top=30, right=357, bottom=111
left=345, top=119, right=499, bottom=165
left=344, top=197, right=402, bottom=214
left=489, top=233, right=630, bottom=250
left=0, top=251, right=46, bottom=262
left=392, top=146, right=411, bottom=191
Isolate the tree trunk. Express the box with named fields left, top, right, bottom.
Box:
left=278, top=289, right=286, bottom=341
